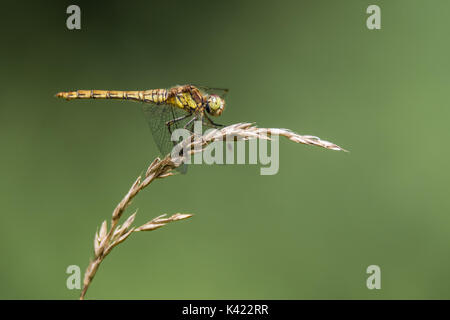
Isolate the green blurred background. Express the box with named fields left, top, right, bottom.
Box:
left=1, top=0, right=450, bottom=299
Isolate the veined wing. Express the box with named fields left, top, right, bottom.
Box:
left=195, top=85, right=229, bottom=99
left=141, top=102, right=193, bottom=173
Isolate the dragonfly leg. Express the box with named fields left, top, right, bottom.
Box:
left=166, top=114, right=193, bottom=157
left=173, top=116, right=198, bottom=155
left=183, top=115, right=200, bottom=132
left=203, top=113, right=225, bottom=128
left=166, top=113, right=192, bottom=135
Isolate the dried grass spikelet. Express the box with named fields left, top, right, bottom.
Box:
left=79, top=122, right=347, bottom=299
left=170, top=122, right=347, bottom=166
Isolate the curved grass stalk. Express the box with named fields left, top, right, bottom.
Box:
left=79, top=123, right=347, bottom=299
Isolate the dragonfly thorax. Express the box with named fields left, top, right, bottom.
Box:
left=205, top=94, right=225, bottom=116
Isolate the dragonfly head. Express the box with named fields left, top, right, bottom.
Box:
left=205, top=94, right=225, bottom=116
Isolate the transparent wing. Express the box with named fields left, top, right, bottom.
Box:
left=195, top=85, right=229, bottom=99
left=141, top=102, right=193, bottom=174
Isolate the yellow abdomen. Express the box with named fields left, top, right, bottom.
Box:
left=55, top=89, right=169, bottom=104
left=56, top=87, right=201, bottom=112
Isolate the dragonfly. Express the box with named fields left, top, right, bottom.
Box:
left=55, top=84, right=229, bottom=172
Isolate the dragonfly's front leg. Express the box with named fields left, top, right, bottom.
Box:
left=203, top=113, right=225, bottom=128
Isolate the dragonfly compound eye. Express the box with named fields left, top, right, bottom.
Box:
left=206, top=94, right=225, bottom=116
